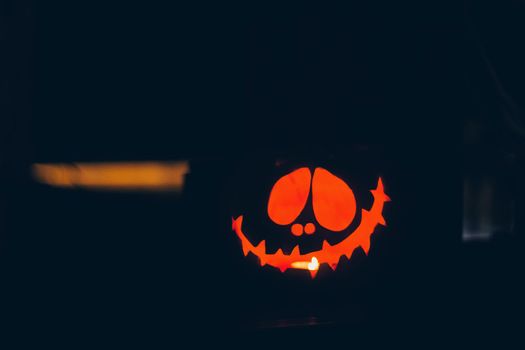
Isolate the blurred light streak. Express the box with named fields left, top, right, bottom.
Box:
left=32, top=161, right=189, bottom=192
left=290, top=261, right=310, bottom=270
left=290, top=257, right=319, bottom=271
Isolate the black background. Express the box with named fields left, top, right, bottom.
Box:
left=2, top=0, right=524, bottom=346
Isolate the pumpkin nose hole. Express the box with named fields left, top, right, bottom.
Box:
left=291, top=223, right=304, bottom=236
left=304, top=223, right=316, bottom=235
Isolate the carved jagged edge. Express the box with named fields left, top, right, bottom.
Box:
left=232, top=178, right=391, bottom=276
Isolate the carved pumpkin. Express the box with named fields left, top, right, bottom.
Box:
left=232, top=166, right=391, bottom=278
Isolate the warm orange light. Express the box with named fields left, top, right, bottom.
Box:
left=290, top=257, right=319, bottom=278
left=290, top=261, right=310, bottom=269
left=291, top=223, right=304, bottom=236
left=232, top=175, right=390, bottom=278
left=304, top=223, right=316, bottom=235
left=267, top=167, right=311, bottom=225
left=308, top=257, right=319, bottom=278
left=32, top=161, right=189, bottom=192
left=312, top=168, right=356, bottom=232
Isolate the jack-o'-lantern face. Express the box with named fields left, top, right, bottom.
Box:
left=232, top=167, right=391, bottom=278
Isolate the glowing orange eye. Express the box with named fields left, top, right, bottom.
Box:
left=312, top=167, right=356, bottom=232
left=267, top=167, right=311, bottom=225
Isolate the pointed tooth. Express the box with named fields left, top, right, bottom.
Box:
left=361, top=239, right=371, bottom=255
left=370, top=179, right=390, bottom=202
left=290, top=245, right=300, bottom=257
left=378, top=215, right=386, bottom=226
left=231, top=217, right=236, bottom=231
left=329, top=262, right=338, bottom=271
left=275, top=248, right=284, bottom=257
left=255, top=240, right=266, bottom=254
left=309, top=269, right=318, bottom=278
left=377, top=178, right=386, bottom=194
left=372, top=179, right=390, bottom=202
left=241, top=244, right=249, bottom=256
left=278, top=265, right=288, bottom=273
left=322, top=240, right=331, bottom=250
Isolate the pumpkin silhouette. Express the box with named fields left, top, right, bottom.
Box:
left=232, top=166, right=391, bottom=278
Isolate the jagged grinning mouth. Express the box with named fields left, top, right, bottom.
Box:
left=232, top=178, right=391, bottom=278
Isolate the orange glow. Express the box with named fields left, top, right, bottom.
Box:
left=290, top=261, right=309, bottom=269
left=304, top=223, right=316, bottom=235
left=291, top=223, right=304, bottom=236
left=290, top=257, right=319, bottom=278
left=307, top=257, right=319, bottom=278
left=267, top=167, right=311, bottom=225
left=312, top=168, right=356, bottom=232
left=32, top=161, right=189, bottom=192
left=232, top=177, right=390, bottom=278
